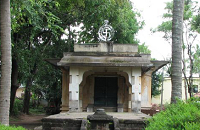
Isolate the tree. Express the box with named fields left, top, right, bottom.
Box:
left=138, top=43, right=151, bottom=54
left=8, top=0, right=84, bottom=114
left=79, top=0, right=143, bottom=44
left=193, top=45, right=200, bottom=75
left=154, top=0, right=200, bottom=98
left=0, top=0, right=12, bottom=125
left=10, top=0, right=65, bottom=114
left=192, top=11, right=200, bottom=75
left=171, top=0, right=184, bottom=103
left=151, top=72, right=162, bottom=97
left=9, top=0, right=143, bottom=115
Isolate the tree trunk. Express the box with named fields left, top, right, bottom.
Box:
left=182, top=42, right=187, bottom=100
left=0, top=0, right=12, bottom=125
left=188, top=44, right=194, bottom=97
left=10, top=58, right=19, bottom=114
left=23, top=78, right=32, bottom=114
left=23, top=63, right=37, bottom=114
left=171, top=0, right=184, bottom=103
left=68, top=26, right=71, bottom=52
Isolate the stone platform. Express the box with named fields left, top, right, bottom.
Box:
left=41, top=112, right=151, bottom=130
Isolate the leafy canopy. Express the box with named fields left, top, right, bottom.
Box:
left=146, top=98, right=200, bottom=130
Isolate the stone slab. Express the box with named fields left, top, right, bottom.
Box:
left=42, top=112, right=151, bottom=130
left=43, top=112, right=150, bottom=120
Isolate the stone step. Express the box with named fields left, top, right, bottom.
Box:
left=94, top=107, right=117, bottom=112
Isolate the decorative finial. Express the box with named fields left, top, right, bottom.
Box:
left=98, top=20, right=114, bottom=42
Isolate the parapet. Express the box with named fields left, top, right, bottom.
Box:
left=74, top=43, right=138, bottom=53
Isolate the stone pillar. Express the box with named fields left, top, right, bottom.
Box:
left=60, top=68, right=69, bottom=112
left=141, top=69, right=154, bottom=107
left=128, top=86, right=132, bottom=112
left=69, top=67, right=80, bottom=111
left=131, top=68, right=141, bottom=113
left=118, top=68, right=141, bottom=112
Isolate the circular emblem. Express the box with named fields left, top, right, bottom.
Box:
left=98, top=20, right=114, bottom=42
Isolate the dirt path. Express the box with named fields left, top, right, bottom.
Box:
left=10, top=114, right=47, bottom=130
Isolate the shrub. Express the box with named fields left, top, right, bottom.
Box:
left=145, top=98, right=200, bottom=130
left=29, top=106, right=45, bottom=114
left=11, top=98, right=23, bottom=116
left=0, top=124, right=26, bottom=130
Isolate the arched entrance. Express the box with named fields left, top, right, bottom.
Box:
left=79, top=70, right=132, bottom=112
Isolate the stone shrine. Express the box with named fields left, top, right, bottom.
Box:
left=46, top=42, right=168, bottom=113
left=46, top=20, right=168, bottom=113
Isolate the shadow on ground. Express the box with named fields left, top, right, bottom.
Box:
left=10, top=114, right=47, bottom=130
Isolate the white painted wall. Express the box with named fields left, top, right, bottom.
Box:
left=152, top=77, right=200, bottom=104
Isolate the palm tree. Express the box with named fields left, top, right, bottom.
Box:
left=0, top=0, right=12, bottom=125
left=171, top=0, right=184, bottom=103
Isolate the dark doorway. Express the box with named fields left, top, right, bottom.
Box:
left=94, top=77, right=118, bottom=107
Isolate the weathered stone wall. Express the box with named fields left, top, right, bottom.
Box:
left=42, top=118, right=82, bottom=130
left=113, top=44, right=138, bottom=53
left=82, top=75, right=94, bottom=111
left=118, top=76, right=129, bottom=112
left=74, top=43, right=108, bottom=52
left=74, top=43, right=138, bottom=53
left=42, top=118, right=146, bottom=130
left=118, top=119, right=146, bottom=130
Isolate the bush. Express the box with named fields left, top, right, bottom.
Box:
left=29, top=106, right=45, bottom=114
left=11, top=98, right=23, bottom=116
left=145, top=98, right=200, bottom=130
left=0, top=124, right=26, bottom=130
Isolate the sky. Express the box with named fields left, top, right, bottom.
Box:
left=131, top=0, right=172, bottom=60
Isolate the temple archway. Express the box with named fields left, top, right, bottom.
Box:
left=79, top=69, right=132, bottom=112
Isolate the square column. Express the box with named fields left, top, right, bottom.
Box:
left=141, top=71, right=153, bottom=108
left=119, top=67, right=142, bottom=113
left=131, top=68, right=141, bottom=113
left=69, top=68, right=79, bottom=111
left=60, top=68, right=69, bottom=112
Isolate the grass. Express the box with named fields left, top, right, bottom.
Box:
left=9, top=116, right=21, bottom=122
left=0, top=124, right=27, bottom=130
left=29, top=107, right=45, bottom=115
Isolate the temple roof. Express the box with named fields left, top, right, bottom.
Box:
left=57, top=53, right=153, bottom=67
left=45, top=43, right=169, bottom=73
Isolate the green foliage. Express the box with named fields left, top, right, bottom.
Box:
left=193, top=45, right=200, bottom=74
left=138, top=43, right=151, bottom=54
left=29, top=106, right=45, bottom=114
left=10, top=0, right=67, bottom=113
left=11, top=0, right=66, bottom=83
left=0, top=124, right=26, bottom=130
left=151, top=72, right=162, bottom=97
left=34, top=62, right=62, bottom=108
left=9, top=0, right=144, bottom=114
left=11, top=99, right=23, bottom=116
left=79, top=0, right=143, bottom=44
left=154, top=0, right=199, bottom=40
left=146, top=98, right=200, bottom=130
left=192, top=13, right=200, bottom=33
left=156, top=21, right=172, bottom=41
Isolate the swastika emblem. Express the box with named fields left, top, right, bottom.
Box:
left=98, top=20, right=114, bottom=42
